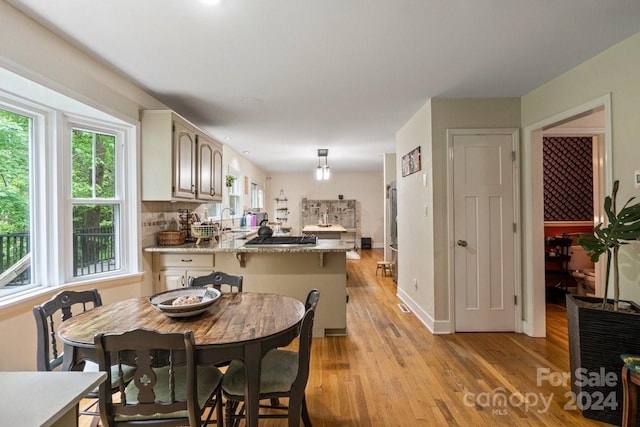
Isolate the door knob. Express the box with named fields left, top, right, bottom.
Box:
left=457, top=240, right=468, bottom=247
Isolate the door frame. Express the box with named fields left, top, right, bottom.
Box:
left=446, top=128, right=522, bottom=333
left=522, top=94, right=612, bottom=337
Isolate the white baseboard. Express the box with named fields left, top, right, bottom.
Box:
left=396, top=287, right=452, bottom=334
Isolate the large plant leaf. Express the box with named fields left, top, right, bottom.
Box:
left=579, top=191, right=640, bottom=262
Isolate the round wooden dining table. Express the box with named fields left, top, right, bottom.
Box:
left=58, top=291, right=306, bottom=427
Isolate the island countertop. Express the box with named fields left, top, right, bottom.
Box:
left=144, top=237, right=352, bottom=254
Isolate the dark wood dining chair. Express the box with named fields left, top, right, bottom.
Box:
left=222, top=288, right=320, bottom=427
left=94, top=328, right=224, bottom=427
left=33, top=288, right=134, bottom=424
left=189, top=271, right=243, bottom=293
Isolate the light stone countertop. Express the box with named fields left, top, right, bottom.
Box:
left=145, top=236, right=352, bottom=254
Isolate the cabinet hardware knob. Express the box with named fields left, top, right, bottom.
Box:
left=457, top=240, right=468, bottom=247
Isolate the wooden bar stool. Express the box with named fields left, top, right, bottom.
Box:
left=621, top=354, right=640, bottom=427
left=376, top=261, right=392, bottom=277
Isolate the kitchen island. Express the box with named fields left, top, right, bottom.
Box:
left=145, top=237, right=351, bottom=336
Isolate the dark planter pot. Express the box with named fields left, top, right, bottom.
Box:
left=566, top=294, right=640, bottom=426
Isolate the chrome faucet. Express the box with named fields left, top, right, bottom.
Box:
left=221, top=208, right=235, bottom=226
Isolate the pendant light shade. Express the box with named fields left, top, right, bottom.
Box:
left=316, top=149, right=330, bottom=180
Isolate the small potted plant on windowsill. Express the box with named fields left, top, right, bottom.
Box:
left=566, top=179, right=640, bottom=425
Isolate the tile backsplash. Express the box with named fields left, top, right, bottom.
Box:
left=141, top=201, right=206, bottom=247
left=142, top=201, right=247, bottom=247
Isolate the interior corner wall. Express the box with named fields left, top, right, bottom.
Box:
left=0, top=3, right=165, bottom=370
left=521, top=31, right=640, bottom=304
left=395, top=101, right=436, bottom=328
left=430, top=98, right=521, bottom=324
left=0, top=1, right=165, bottom=121
left=396, top=98, right=522, bottom=333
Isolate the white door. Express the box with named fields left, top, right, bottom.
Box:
left=451, top=130, right=518, bottom=332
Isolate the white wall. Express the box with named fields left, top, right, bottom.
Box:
left=266, top=172, right=385, bottom=247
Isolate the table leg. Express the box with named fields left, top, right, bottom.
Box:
left=244, top=342, right=262, bottom=427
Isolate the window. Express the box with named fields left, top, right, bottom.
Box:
left=0, top=73, right=138, bottom=301
left=0, top=108, right=32, bottom=292
left=227, top=170, right=241, bottom=216
left=70, top=127, right=121, bottom=277
left=251, top=182, right=264, bottom=210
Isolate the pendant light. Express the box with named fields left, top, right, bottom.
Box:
left=316, top=149, right=330, bottom=180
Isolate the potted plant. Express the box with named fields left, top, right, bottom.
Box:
left=566, top=180, right=640, bottom=425
left=225, top=175, right=236, bottom=188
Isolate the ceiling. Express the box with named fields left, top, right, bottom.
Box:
left=7, top=0, right=640, bottom=174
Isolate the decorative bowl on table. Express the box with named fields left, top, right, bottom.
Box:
left=149, top=288, right=221, bottom=318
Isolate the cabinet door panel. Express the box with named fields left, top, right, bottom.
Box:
left=173, top=119, right=195, bottom=199
left=160, top=269, right=186, bottom=291
left=197, top=135, right=215, bottom=201
left=213, top=149, right=223, bottom=200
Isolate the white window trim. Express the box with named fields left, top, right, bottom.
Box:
left=0, top=83, right=140, bottom=305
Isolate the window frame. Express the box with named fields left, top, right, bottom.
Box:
left=63, top=117, right=129, bottom=281
left=0, top=87, right=139, bottom=303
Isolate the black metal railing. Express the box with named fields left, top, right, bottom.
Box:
left=0, top=232, right=30, bottom=285
left=0, top=226, right=117, bottom=285
left=72, top=226, right=117, bottom=277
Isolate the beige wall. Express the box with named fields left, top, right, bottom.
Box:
left=266, top=172, right=385, bottom=247
left=521, top=32, right=640, bottom=319
left=0, top=2, right=164, bottom=122
left=395, top=101, right=436, bottom=327
left=396, top=98, right=521, bottom=333
left=0, top=2, right=164, bottom=370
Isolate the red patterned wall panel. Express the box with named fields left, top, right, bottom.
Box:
left=543, top=137, right=593, bottom=221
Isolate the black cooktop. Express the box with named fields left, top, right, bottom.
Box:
left=244, top=236, right=318, bottom=246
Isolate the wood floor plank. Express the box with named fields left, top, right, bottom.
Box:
left=80, top=248, right=609, bottom=426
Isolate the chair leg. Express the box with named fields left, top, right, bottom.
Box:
left=88, top=415, right=99, bottom=427
left=225, top=399, right=237, bottom=427
left=287, top=394, right=304, bottom=427
left=301, top=396, right=312, bottom=427
left=216, top=390, right=223, bottom=427
left=622, top=366, right=638, bottom=427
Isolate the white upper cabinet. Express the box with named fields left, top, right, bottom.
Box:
left=141, top=110, right=223, bottom=202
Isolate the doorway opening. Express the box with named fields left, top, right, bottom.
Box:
left=523, top=94, right=612, bottom=337
left=542, top=112, right=604, bottom=306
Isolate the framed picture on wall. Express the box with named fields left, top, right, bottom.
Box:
left=402, top=146, right=421, bottom=177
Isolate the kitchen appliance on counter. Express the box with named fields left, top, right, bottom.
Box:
left=244, top=236, right=317, bottom=247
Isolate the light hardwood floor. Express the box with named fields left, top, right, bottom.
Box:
left=81, top=249, right=608, bottom=426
